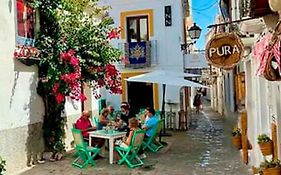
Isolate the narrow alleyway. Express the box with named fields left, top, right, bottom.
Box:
left=18, top=108, right=251, bottom=175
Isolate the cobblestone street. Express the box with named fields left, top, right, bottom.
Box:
left=18, top=108, right=251, bottom=175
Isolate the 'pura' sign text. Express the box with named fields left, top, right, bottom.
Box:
left=205, top=33, right=244, bottom=69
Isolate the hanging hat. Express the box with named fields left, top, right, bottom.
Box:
left=269, top=0, right=281, bottom=12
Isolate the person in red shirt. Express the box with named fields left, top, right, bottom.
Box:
left=75, top=110, right=105, bottom=156
left=75, top=110, right=96, bottom=138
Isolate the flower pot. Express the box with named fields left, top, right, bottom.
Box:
left=16, top=57, right=40, bottom=66
left=262, top=167, right=281, bottom=175
left=259, top=141, right=273, bottom=156
left=232, top=135, right=242, bottom=149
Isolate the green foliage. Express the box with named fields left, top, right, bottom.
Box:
left=31, top=0, right=122, bottom=153
left=260, top=159, right=281, bottom=169
left=34, top=0, right=121, bottom=91
left=257, top=134, right=272, bottom=144
left=232, top=127, right=241, bottom=136
left=0, top=156, right=6, bottom=175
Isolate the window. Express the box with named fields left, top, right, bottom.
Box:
left=16, top=0, right=35, bottom=46
left=126, top=16, right=149, bottom=42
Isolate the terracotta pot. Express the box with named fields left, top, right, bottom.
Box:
left=259, top=141, right=273, bottom=156
left=262, top=167, right=281, bottom=175
left=232, top=135, right=242, bottom=149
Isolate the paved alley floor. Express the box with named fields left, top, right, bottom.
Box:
left=18, top=108, right=251, bottom=175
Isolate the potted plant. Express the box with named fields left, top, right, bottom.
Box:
left=232, top=127, right=242, bottom=149
left=259, top=159, right=281, bottom=175
left=258, top=134, right=273, bottom=156
left=13, top=45, right=40, bottom=66
left=0, top=156, right=6, bottom=175
left=252, top=166, right=259, bottom=174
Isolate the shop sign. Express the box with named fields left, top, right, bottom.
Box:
left=205, top=33, right=244, bottom=69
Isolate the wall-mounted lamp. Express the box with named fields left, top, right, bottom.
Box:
left=181, top=23, right=202, bottom=52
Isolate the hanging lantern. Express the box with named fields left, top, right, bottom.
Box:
left=269, top=0, right=281, bottom=12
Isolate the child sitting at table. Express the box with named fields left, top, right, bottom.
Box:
left=114, top=118, right=140, bottom=162
left=118, top=118, right=139, bottom=148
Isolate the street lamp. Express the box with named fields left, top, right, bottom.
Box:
left=181, top=23, right=202, bottom=52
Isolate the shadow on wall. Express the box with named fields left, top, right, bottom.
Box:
left=10, top=61, right=45, bottom=167
left=10, top=58, right=35, bottom=108
left=25, top=72, right=44, bottom=166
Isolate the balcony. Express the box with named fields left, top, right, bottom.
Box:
left=240, top=0, right=273, bottom=18
left=117, top=40, right=158, bottom=69
left=240, top=0, right=251, bottom=18
left=238, top=0, right=267, bottom=35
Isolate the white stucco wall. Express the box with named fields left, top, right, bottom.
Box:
left=0, top=1, right=102, bottom=173
left=101, top=0, right=184, bottom=69
left=245, top=55, right=281, bottom=167
left=0, top=1, right=45, bottom=174
left=0, top=2, right=44, bottom=130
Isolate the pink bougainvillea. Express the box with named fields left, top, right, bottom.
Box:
left=120, top=55, right=130, bottom=65
left=52, top=49, right=122, bottom=104
left=55, top=93, right=65, bottom=104
left=52, top=49, right=86, bottom=104
left=107, top=27, right=121, bottom=40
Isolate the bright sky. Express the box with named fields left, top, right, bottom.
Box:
left=191, top=0, right=219, bottom=50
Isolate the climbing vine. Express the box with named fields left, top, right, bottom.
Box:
left=29, top=0, right=122, bottom=154
left=0, top=156, right=5, bottom=175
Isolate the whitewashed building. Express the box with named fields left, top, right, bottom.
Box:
left=0, top=0, right=45, bottom=173
left=209, top=0, right=281, bottom=169
left=0, top=1, right=100, bottom=174
left=98, top=0, right=193, bottom=115
left=0, top=0, right=194, bottom=174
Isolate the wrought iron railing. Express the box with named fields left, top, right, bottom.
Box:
left=240, top=0, right=251, bottom=18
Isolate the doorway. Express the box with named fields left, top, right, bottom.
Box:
left=127, top=82, right=154, bottom=115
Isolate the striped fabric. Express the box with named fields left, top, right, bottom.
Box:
left=253, top=33, right=280, bottom=75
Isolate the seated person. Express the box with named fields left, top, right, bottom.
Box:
left=107, top=105, right=116, bottom=121
left=116, top=118, right=139, bottom=148
left=117, top=103, right=135, bottom=133
left=114, top=118, right=143, bottom=161
left=142, top=107, right=159, bottom=138
left=75, top=110, right=96, bottom=139
left=75, top=110, right=105, bottom=159
left=97, top=108, right=110, bottom=130
left=140, top=107, right=150, bottom=123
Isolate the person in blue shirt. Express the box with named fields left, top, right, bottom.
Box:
left=142, top=107, right=159, bottom=137
left=138, top=107, right=158, bottom=159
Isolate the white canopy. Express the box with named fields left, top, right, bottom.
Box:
left=142, top=69, right=202, bottom=78
left=126, top=70, right=207, bottom=88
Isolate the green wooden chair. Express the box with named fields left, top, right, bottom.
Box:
left=71, top=128, right=101, bottom=169
left=92, top=117, right=99, bottom=127
left=142, top=119, right=164, bottom=152
left=115, top=129, right=146, bottom=168
left=155, top=110, right=161, bottom=118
